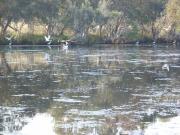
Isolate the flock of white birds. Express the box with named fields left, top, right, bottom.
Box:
left=44, top=35, right=69, bottom=51
left=5, top=35, right=171, bottom=72
left=5, top=35, right=69, bottom=51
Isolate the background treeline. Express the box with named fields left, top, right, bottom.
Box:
left=0, top=0, right=180, bottom=45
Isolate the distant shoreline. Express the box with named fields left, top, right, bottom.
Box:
left=0, top=39, right=179, bottom=47
left=0, top=39, right=180, bottom=46
left=0, top=43, right=179, bottom=49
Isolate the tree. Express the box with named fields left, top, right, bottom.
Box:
left=165, top=0, right=180, bottom=40
left=110, top=0, right=166, bottom=41
left=0, top=0, right=61, bottom=36
left=67, top=0, right=96, bottom=38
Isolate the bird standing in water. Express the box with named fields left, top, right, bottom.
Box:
left=5, top=35, right=13, bottom=49
left=162, top=63, right=170, bottom=72
left=153, top=41, right=156, bottom=46
left=44, top=35, right=52, bottom=50
left=136, top=41, right=139, bottom=46
left=63, top=41, right=69, bottom=51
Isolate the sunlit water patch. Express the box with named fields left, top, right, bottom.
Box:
left=1, top=113, right=56, bottom=135
left=53, top=97, right=84, bottom=103
left=19, top=113, right=56, bottom=135
left=145, top=116, right=180, bottom=135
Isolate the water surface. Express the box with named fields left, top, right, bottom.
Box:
left=0, top=45, right=180, bottom=135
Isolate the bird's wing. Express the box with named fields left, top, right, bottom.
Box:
left=5, top=37, right=11, bottom=40
left=45, top=35, right=51, bottom=41
left=44, top=36, right=48, bottom=41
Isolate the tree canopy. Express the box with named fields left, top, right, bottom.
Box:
left=0, top=0, right=179, bottom=44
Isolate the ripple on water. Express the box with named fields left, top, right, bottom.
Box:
left=155, top=78, right=173, bottom=81
left=58, top=120, right=102, bottom=129
left=15, top=70, right=42, bottom=73
left=171, top=65, right=180, bottom=69
left=12, top=94, right=36, bottom=97
left=81, top=71, right=105, bottom=76
left=53, top=97, right=84, bottom=103
left=66, top=109, right=114, bottom=116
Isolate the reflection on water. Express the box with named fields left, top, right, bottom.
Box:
left=20, top=113, right=56, bottom=135
left=0, top=46, right=180, bottom=135
left=0, top=112, right=56, bottom=135
left=145, top=116, right=180, bottom=135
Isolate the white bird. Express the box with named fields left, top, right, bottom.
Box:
left=136, top=41, right=139, bottom=46
left=5, top=36, right=12, bottom=41
left=116, top=127, right=122, bottom=135
left=163, top=25, right=171, bottom=31
left=44, top=35, right=51, bottom=42
left=82, top=32, right=85, bottom=37
left=63, top=41, right=69, bottom=51
left=44, top=35, right=52, bottom=49
left=162, top=64, right=170, bottom=71
left=173, top=40, right=176, bottom=46
left=5, top=36, right=13, bottom=49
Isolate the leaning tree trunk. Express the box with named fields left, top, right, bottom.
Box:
left=1, top=18, right=12, bottom=36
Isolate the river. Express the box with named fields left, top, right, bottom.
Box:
left=0, top=45, right=180, bottom=135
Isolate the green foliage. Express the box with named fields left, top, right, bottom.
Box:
left=16, top=34, right=44, bottom=45
left=0, top=0, right=179, bottom=44
left=86, top=34, right=104, bottom=44
left=125, top=25, right=141, bottom=41
left=0, top=36, right=7, bottom=45
left=166, top=0, right=180, bottom=25
left=14, top=34, right=69, bottom=45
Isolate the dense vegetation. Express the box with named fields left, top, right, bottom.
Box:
left=0, top=0, right=180, bottom=45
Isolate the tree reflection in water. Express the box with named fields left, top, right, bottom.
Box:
left=0, top=47, right=180, bottom=135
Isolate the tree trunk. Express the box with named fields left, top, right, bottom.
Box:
left=59, top=26, right=65, bottom=35
left=1, top=18, right=12, bottom=36
left=171, top=23, right=177, bottom=41
left=151, top=23, right=157, bottom=42
left=99, top=25, right=103, bottom=38
left=140, top=23, right=145, bottom=38
left=28, top=22, right=35, bottom=34
left=114, top=18, right=121, bottom=35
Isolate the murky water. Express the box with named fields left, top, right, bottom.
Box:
left=0, top=45, right=180, bottom=135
